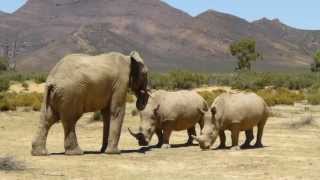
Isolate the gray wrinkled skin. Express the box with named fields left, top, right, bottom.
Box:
left=31, top=51, right=149, bottom=156
left=193, top=92, right=269, bottom=150
left=129, top=90, right=207, bottom=148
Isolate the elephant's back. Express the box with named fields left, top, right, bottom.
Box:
left=47, top=53, right=129, bottom=84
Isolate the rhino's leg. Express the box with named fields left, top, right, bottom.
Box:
left=100, top=108, right=111, bottom=153
left=62, top=114, right=83, bottom=155
left=241, top=129, right=254, bottom=148
left=186, top=127, right=196, bottom=145
left=255, top=122, right=266, bottom=148
left=31, top=106, right=58, bottom=156
left=161, top=123, right=172, bottom=149
left=230, top=124, right=240, bottom=150
left=155, top=128, right=163, bottom=148
left=217, top=130, right=227, bottom=149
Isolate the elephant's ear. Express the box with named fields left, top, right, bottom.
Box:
left=130, top=51, right=144, bottom=65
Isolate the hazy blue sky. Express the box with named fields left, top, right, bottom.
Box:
left=0, top=0, right=319, bottom=30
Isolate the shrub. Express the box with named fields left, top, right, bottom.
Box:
left=22, top=82, right=29, bottom=90
left=256, top=88, right=305, bottom=106
left=126, top=93, right=135, bottom=103
left=91, top=111, right=102, bottom=122
left=197, top=89, right=226, bottom=105
left=0, top=92, right=43, bottom=111
left=0, top=77, right=9, bottom=92
left=306, top=85, right=320, bottom=105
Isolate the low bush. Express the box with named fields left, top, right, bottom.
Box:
left=256, top=88, right=305, bottom=106
left=0, top=92, right=43, bottom=111
left=306, top=85, right=320, bottom=105
left=197, top=89, right=226, bottom=105
left=126, top=93, right=135, bottom=103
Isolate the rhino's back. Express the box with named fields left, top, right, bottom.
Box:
left=213, top=92, right=268, bottom=131
left=154, top=90, right=207, bottom=130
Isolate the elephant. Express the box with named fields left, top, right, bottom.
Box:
left=129, top=90, right=206, bottom=148
left=31, top=51, right=149, bottom=156
left=193, top=92, right=269, bottom=150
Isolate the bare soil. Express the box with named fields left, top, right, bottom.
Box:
left=0, top=103, right=320, bottom=180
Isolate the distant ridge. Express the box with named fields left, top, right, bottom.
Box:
left=0, top=0, right=319, bottom=72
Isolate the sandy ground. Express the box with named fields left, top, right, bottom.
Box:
left=0, top=103, right=320, bottom=180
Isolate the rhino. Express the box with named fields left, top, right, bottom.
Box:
left=129, top=90, right=207, bottom=148
left=193, top=92, right=269, bottom=150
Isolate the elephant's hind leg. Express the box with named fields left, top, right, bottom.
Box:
left=101, top=108, right=111, bottom=153
left=31, top=106, right=58, bottom=156
left=62, top=115, right=83, bottom=155
left=186, top=127, right=196, bottom=145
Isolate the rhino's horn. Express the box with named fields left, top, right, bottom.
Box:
left=128, top=128, right=139, bottom=139
left=191, top=135, right=201, bottom=142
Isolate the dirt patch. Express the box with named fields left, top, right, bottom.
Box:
left=0, top=104, right=319, bottom=179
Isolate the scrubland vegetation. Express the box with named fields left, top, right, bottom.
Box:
left=0, top=70, right=320, bottom=112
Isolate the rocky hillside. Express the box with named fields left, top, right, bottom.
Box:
left=0, top=0, right=319, bottom=72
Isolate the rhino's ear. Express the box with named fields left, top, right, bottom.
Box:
left=153, top=104, right=160, bottom=117
left=211, top=107, right=217, bottom=115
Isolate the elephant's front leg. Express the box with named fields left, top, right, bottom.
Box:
left=105, top=106, right=125, bottom=154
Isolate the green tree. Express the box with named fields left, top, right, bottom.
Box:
left=230, top=38, right=262, bottom=71
left=0, top=56, right=9, bottom=72
left=311, top=50, right=320, bottom=72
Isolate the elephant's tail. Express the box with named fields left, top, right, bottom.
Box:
left=44, top=84, right=54, bottom=112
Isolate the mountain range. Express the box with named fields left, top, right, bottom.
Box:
left=0, top=0, right=319, bottom=72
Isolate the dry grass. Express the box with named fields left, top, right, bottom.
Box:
left=0, top=104, right=320, bottom=180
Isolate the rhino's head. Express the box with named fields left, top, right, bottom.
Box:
left=192, top=107, right=219, bottom=150
left=129, top=104, right=160, bottom=146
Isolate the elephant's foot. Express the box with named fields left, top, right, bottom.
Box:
left=230, top=145, right=241, bottom=151
left=31, top=147, right=49, bottom=156
left=254, top=142, right=263, bottom=148
left=161, top=144, right=171, bottom=149
left=65, top=147, right=84, bottom=156
left=106, top=147, right=121, bottom=155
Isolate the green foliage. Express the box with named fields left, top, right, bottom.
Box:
left=230, top=38, right=262, bottom=71
left=0, top=72, right=48, bottom=84
left=92, top=112, right=102, bottom=122
left=22, top=82, right=29, bottom=90
left=0, top=57, right=9, bottom=72
left=150, top=70, right=209, bottom=90
left=311, top=50, right=320, bottom=72
left=126, top=93, right=135, bottom=103
left=256, top=88, right=305, bottom=106
left=306, top=84, right=320, bottom=105
left=0, top=77, right=9, bottom=92
left=0, top=92, right=43, bottom=111
left=197, top=89, right=226, bottom=105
